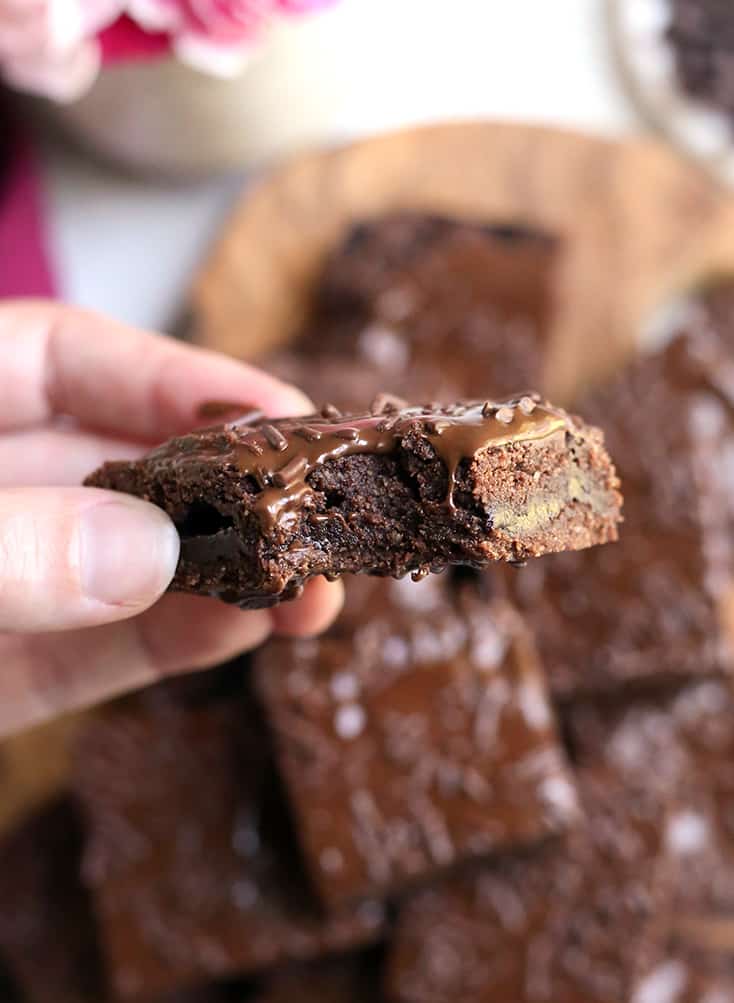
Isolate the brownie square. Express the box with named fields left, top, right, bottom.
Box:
left=567, top=678, right=734, bottom=850
left=387, top=767, right=674, bottom=1003
left=256, top=573, right=579, bottom=907
left=269, top=213, right=559, bottom=409
left=569, top=680, right=734, bottom=1003
left=507, top=324, right=734, bottom=696
left=73, top=680, right=384, bottom=1001
left=0, top=796, right=104, bottom=1003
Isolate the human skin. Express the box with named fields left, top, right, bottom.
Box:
left=0, top=301, right=343, bottom=737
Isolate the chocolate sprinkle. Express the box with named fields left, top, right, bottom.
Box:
left=294, top=426, right=323, bottom=443
left=272, top=456, right=309, bottom=488
left=261, top=424, right=289, bottom=453
left=321, top=404, right=342, bottom=419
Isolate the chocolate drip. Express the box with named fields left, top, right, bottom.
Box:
left=180, top=397, right=570, bottom=531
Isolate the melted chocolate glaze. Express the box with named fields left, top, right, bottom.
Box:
left=136, top=396, right=568, bottom=533
left=230, top=396, right=564, bottom=531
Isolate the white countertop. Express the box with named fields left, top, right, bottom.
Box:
left=42, top=0, right=645, bottom=333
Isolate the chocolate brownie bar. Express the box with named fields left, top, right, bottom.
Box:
left=568, top=681, right=734, bottom=1003
left=387, top=766, right=674, bottom=1003
left=256, top=573, right=579, bottom=907
left=0, top=796, right=104, bottom=1003
left=86, top=396, right=621, bottom=609
left=567, top=679, right=734, bottom=844
left=278, top=214, right=559, bottom=408
left=506, top=324, right=734, bottom=696
left=73, top=679, right=384, bottom=1000
left=568, top=680, right=734, bottom=958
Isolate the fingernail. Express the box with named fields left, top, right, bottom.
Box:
left=79, top=499, right=180, bottom=607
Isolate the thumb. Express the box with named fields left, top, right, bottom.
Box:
left=0, top=487, right=180, bottom=632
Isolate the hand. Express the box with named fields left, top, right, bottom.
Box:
left=0, top=301, right=343, bottom=737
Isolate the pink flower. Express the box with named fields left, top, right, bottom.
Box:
left=171, top=0, right=272, bottom=74
left=0, top=0, right=123, bottom=101
left=182, top=0, right=274, bottom=42
left=276, top=0, right=334, bottom=11
left=0, top=0, right=337, bottom=99
left=130, top=0, right=338, bottom=76
left=169, top=0, right=279, bottom=76
left=128, top=0, right=305, bottom=75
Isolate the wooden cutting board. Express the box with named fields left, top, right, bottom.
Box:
left=0, top=712, right=84, bottom=834
left=190, top=120, right=734, bottom=402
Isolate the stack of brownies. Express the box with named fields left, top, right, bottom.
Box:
left=3, top=214, right=734, bottom=1003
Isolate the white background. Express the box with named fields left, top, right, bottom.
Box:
left=43, top=0, right=645, bottom=332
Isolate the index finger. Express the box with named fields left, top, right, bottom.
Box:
left=0, top=300, right=311, bottom=440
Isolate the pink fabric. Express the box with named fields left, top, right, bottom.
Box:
left=98, top=15, right=170, bottom=63
left=0, top=136, right=55, bottom=299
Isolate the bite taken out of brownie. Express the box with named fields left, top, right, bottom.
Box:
left=85, top=395, right=622, bottom=610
